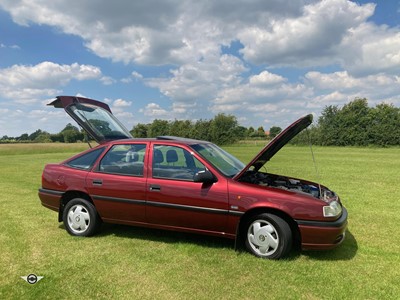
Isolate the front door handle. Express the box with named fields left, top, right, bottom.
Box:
left=92, top=179, right=103, bottom=186
left=149, top=184, right=161, bottom=191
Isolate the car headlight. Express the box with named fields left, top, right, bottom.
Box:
left=323, top=201, right=342, bottom=217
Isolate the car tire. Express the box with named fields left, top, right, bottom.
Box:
left=63, top=198, right=101, bottom=237
left=245, top=213, right=292, bottom=259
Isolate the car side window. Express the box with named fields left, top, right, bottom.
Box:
left=152, top=145, right=206, bottom=181
left=65, top=147, right=105, bottom=170
left=100, top=144, right=146, bottom=176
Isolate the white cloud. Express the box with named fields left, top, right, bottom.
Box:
left=140, top=103, right=169, bottom=118
left=304, top=71, right=400, bottom=104
left=0, top=0, right=360, bottom=67
left=249, top=71, right=286, bottom=86
left=146, top=54, right=247, bottom=107
left=120, top=78, right=132, bottom=84
left=0, top=43, right=20, bottom=49
left=0, top=107, right=67, bottom=136
left=0, top=61, right=102, bottom=102
left=131, top=71, right=143, bottom=79
left=211, top=69, right=311, bottom=107
left=210, top=67, right=400, bottom=128
left=100, top=76, right=116, bottom=85
left=237, top=0, right=375, bottom=66
left=340, top=23, right=400, bottom=76
left=137, top=100, right=199, bottom=121
left=113, top=99, right=131, bottom=107
left=121, top=71, right=143, bottom=83
left=0, top=62, right=99, bottom=88
left=1, top=0, right=398, bottom=76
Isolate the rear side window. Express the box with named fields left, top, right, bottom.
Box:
left=65, top=147, right=105, bottom=170
left=99, top=144, right=146, bottom=176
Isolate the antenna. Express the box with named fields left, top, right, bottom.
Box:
left=306, top=128, right=322, bottom=199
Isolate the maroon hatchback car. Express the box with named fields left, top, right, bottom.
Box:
left=39, top=96, right=347, bottom=259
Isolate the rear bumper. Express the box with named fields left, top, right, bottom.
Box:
left=38, top=188, right=63, bottom=212
left=296, top=207, right=348, bottom=250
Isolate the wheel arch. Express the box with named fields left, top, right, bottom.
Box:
left=235, top=207, right=301, bottom=251
left=58, top=191, right=94, bottom=222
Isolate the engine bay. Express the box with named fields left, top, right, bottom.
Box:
left=238, top=170, right=337, bottom=201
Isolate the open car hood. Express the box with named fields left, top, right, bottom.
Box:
left=234, top=114, right=313, bottom=180
left=48, top=96, right=133, bottom=144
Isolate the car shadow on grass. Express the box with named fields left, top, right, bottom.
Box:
left=91, top=223, right=235, bottom=250
left=58, top=224, right=357, bottom=260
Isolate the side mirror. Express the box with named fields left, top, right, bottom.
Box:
left=193, top=169, right=216, bottom=183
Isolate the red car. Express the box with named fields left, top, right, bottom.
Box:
left=39, top=96, right=347, bottom=259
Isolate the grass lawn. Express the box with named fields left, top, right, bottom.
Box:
left=0, top=143, right=399, bottom=299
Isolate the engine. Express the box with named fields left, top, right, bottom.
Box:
left=238, top=170, right=336, bottom=200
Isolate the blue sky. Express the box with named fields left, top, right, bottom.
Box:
left=0, top=0, right=399, bottom=137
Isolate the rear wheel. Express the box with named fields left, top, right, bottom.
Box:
left=63, top=198, right=101, bottom=236
left=245, top=213, right=292, bottom=259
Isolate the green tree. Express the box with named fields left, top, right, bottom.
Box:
left=17, top=133, right=29, bottom=141
left=61, top=123, right=80, bottom=133
left=50, top=133, right=64, bottom=143
left=317, top=105, right=340, bottom=146
left=339, top=98, right=370, bottom=146
left=168, top=120, right=193, bottom=137
left=368, top=103, right=400, bottom=146
left=235, top=126, right=248, bottom=140
left=256, top=126, right=266, bottom=138
left=192, top=119, right=212, bottom=141
left=130, top=123, right=149, bottom=138
left=29, top=129, right=45, bottom=141
left=209, top=113, right=239, bottom=145
left=148, top=119, right=170, bottom=137
left=247, top=126, right=255, bottom=137
left=34, top=132, right=52, bottom=143
left=316, top=98, right=400, bottom=146
left=269, top=126, right=282, bottom=138
left=60, top=123, right=83, bottom=142
left=63, top=130, right=83, bottom=143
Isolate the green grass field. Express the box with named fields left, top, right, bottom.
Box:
left=1, top=143, right=399, bottom=299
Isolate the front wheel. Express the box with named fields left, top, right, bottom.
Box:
left=245, top=213, right=292, bottom=259
left=63, top=198, right=101, bottom=237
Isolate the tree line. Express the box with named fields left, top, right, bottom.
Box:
left=130, top=114, right=276, bottom=145
left=0, top=113, right=276, bottom=145
left=1, top=123, right=85, bottom=144
left=292, top=98, right=400, bottom=147
left=1, top=98, right=399, bottom=146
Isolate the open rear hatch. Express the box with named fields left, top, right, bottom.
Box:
left=48, top=96, right=133, bottom=144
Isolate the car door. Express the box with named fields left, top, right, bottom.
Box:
left=146, top=143, right=229, bottom=233
left=86, top=143, right=148, bottom=223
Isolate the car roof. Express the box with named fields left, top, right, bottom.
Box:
left=105, top=136, right=211, bottom=146
left=156, top=136, right=210, bottom=144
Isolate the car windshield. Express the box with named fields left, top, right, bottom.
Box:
left=191, top=143, right=245, bottom=177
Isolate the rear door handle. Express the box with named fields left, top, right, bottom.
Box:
left=149, top=184, right=161, bottom=191
left=92, top=179, right=103, bottom=186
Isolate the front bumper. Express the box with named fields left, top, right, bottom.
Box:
left=295, top=207, right=348, bottom=250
